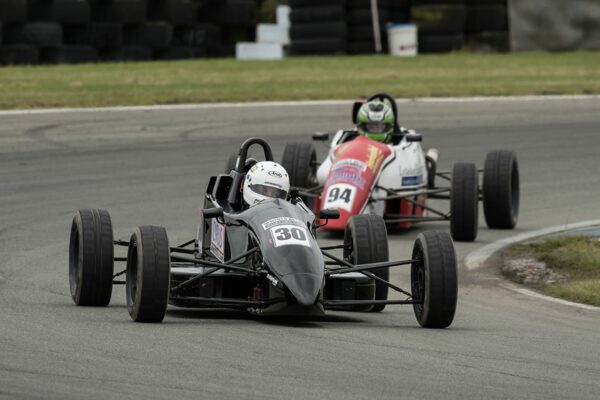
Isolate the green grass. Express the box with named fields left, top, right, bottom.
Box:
left=0, top=51, right=599, bottom=109
left=506, top=236, right=600, bottom=306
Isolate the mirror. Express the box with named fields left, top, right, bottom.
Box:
left=203, top=207, right=224, bottom=219
left=319, top=209, right=340, bottom=220
left=406, top=134, right=422, bottom=142
left=312, top=132, right=330, bottom=141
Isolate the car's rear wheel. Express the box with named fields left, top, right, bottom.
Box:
left=483, top=150, right=519, bottom=229
left=450, top=162, right=478, bottom=242
left=344, top=214, right=389, bottom=312
left=281, top=142, right=317, bottom=209
left=126, top=226, right=171, bottom=323
left=69, top=209, right=114, bottom=306
left=411, top=231, right=457, bottom=328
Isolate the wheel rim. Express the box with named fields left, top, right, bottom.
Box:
left=411, top=244, right=425, bottom=317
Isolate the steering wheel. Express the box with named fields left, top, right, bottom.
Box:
left=367, top=92, right=401, bottom=134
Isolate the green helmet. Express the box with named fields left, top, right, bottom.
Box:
left=356, top=101, right=395, bottom=143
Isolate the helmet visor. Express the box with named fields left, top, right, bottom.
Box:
left=360, top=122, right=392, bottom=134
left=249, top=184, right=288, bottom=200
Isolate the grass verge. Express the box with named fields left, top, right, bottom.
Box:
left=504, top=236, right=600, bottom=306
left=0, top=51, right=599, bottom=109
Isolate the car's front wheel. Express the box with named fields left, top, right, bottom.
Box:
left=344, top=214, right=389, bottom=312
left=281, top=142, right=317, bottom=208
left=411, top=231, right=457, bottom=328
left=126, top=226, right=171, bottom=323
left=450, top=162, right=479, bottom=242
left=483, top=150, right=519, bottom=229
left=69, top=209, right=114, bottom=306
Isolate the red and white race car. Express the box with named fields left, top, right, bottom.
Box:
left=281, top=93, right=520, bottom=242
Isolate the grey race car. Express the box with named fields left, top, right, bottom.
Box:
left=69, top=138, right=458, bottom=328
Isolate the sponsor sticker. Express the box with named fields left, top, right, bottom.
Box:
left=262, top=217, right=304, bottom=230
left=400, top=166, right=423, bottom=176
left=324, top=183, right=357, bottom=212
left=210, top=218, right=225, bottom=263
left=366, top=145, right=386, bottom=172
left=402, top=175, right=423, bottom=186
left=332, top=159, right=367, bottom=171
left=270, top=225, right=311, bottom=248
left=326, top=167, right=367, bottom=190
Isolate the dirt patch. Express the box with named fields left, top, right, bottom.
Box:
left=502, top=235, right=600, bottom=306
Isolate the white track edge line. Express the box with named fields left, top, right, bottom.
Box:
left=0, top=94, right=599, bottom=116
left=498, top=283, right=600, bottom=311
left=464, top=219, right=600, bottom=311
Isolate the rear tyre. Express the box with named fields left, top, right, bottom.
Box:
left=344, top=214, right=389, bottom=312
left=281, top=142, right=317, bottom=209
left=69, top=209, right=114, bottom=306
left=483, top=150, right=519, bottom=229
left=411, top=231, right=457, bottom=328
left=450, top=162, right=478, bottom=242
left=126, top=226, right=171, bottom=323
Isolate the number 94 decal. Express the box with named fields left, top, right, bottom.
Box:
left=270, top=225, right=311, bottom=248
left=324, top=183, right=356, bottom=212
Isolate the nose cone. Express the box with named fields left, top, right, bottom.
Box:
left=281, top=273, right=322, bottom=306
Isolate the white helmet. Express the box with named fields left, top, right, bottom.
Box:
left=243, top=161, right=290, bottom=206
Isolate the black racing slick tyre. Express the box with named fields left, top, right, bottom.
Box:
left=344, top=214, right=389, bottom=312
left=126, top=226, right=171, bottom=323
left=69, top=209, right=114, bottom=306
left=288, top=38, right=347, bottom=55
left=281, top=142, right=317, bottom=208
left=411, top=231, right=457, bottom=328
left=4, top=23, right=63, bottom=47
left=450, top=162, right=478, bottom=242
left=289, top=6, right=345, bottom=24
left=483, top=150, right=519, bottom=229
left=28, top=0, right=91, bottom=24
left=290, top=22, right=347, bottom=40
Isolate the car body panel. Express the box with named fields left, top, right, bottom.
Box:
left=317, top=134, right=428, bottom=231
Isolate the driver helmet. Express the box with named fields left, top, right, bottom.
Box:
left=356, top=100, right=394, bottom=143
left=243, top=161, right=290, bottom=207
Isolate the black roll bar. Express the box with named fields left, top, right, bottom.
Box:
left=228, top=137, right=274, bottom=205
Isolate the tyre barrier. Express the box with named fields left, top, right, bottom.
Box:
left=0, top=0, right=259, bottom=65
left=288, top=0, right=509, bottom=56
left=346, top=4, right=393, bottom=55
left=288, top=1, right=347, bottom=56
left=0, top=0, right=512, bottom=64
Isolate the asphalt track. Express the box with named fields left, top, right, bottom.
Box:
left=1, top=98, right=599, bottom=400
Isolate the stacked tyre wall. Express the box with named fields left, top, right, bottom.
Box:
left=288, top=0, right=347, bottom=56
left=289, top=0, right=510, bottom=55
left=0, top=0, right=261, bottom=65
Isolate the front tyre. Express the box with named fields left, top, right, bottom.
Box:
left=281, top=142, right=317, bottom=208
left=411, top=231, right=457, bottom=328
left=69, top=209, right=114, bottom=306
left=344, top=214, right=389, bottom=312
left=450, top=162, right=479, bottom=242
left=126, top=226, right=171, bottom=323
left=483, top=150, right=519, bottom=229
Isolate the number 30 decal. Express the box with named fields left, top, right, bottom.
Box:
left=324, top=183, right=356, bottom=212
left=270, top=225, right=311, bottom=248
